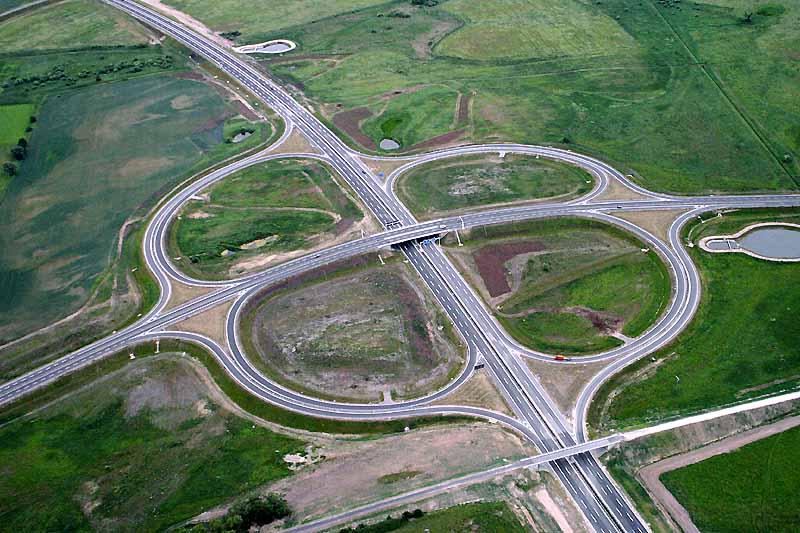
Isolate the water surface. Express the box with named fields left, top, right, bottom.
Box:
left=739, top=227, right=800, bottom=259
left=380, top=138, right=400, bottom=150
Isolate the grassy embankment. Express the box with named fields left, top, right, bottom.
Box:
left=446, top=218, right=670, bottom=355
left=0, top=0, right=276, bottom=377
left=212, top=0, right=800, bottom=192
left=341, top=501, right=526, bottom=532
left=0, top=354, right=305, bottom=531
left=170, top=158, right=363, bottom=279
left=396, top=153, right=594, bottom=219
left=590, top=209, right=800, bottom=433
left=0, top=339, right=471, bottom=436
left=661, top=423, right=800, bottom=532
left=239, top=254, right=464, bottom=403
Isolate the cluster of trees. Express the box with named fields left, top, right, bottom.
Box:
left=1, top=56, right=174, bottom=90
left=176, top=494, right=291, bottom=533
left=410, top=0, right=439, bottom=6
left=339, top=509, right=426, bottom=532
left=3, top=117, right=34, bottom=177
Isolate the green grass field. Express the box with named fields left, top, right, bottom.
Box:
left=396, top=153, right=593, bottom=218
left=253, top=0, right=799, bottom=192
left=0, top=355, right=304, bottom=531
left=344, top=501, right=526, bottom=532
left=0, top=102, right=33, bottom=195
left=0, top=102, right=30, bottom=144
left=172, top=158, right=362, bottom=279
left=661, top=423, right=800, bottom=532
left=0, top=74, right=251, bottom=343
left=0, top=46, right=178, bottom=101
left=0, top=0, right=151, bottom=52
left=437, top=0, right=639, bottom=60
left=590, top=209, right=800, bottom=432
left=361, top=85, right=459, bottom=150
left=163, top=0, right=388, bottom=43
left=447, top=218, right=669, bottom=355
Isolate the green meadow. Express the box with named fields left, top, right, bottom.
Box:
left=662, top=423, right=800, bottom=532
left=591, top=209, right=800, bottom=431
left=241, top=0, right=799, bottom=192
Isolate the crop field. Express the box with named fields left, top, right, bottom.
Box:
left=661, top=423, right=800, bottom=532
left=0, top=355, right=304, bottom=531
left=446, top=218, right=669, bottom=354
left=251, top=0, right=799, bottom=192
left=590, top=208, right=800, bottom=431
left=246, top=258, right=463, bottom=401
left=396, top=153, right=593, bottom=218
left=0, top=74, right=251, bottom=343
left=172, top=158, right=363, bottom=279
left=0, top=0, right=152, bottom=52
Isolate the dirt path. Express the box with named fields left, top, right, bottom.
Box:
left=639, top=415, right=800, bottom=533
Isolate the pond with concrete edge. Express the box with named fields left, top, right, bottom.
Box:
left=701, top=223, right=800, bottom=261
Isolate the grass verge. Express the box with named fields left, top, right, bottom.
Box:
left=0, top=338, right=472, bottom=435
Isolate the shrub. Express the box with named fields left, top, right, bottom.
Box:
left=3, top=162, right=17, bottom=176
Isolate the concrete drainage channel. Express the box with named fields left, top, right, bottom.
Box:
left=234, top=39, right=296, bottom=54
left=700, top=222, right=800, bottom=262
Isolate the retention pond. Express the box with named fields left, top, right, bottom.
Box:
left=701, top=223, right=800, bottom=261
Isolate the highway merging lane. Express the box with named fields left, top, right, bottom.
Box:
left=3, top=1, right=800, bottom=530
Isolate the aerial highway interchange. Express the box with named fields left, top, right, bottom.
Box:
left=2, top=1, right=800, bottom=531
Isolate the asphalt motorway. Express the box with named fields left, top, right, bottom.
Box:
left=3, top=0, right=800, bottom=530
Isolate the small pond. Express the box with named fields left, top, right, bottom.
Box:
left=261, top=42, right=293, bottom=53
left=380, top=138, right=400, bottom=150
left=738, top=227, right=800, bottom=259
left=235, top=39, right=297, bottom=55
left=232, top=130, right=253, bottom=143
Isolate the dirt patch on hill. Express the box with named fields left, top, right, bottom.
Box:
left=249, top=261, right=462, bottom=401
left=173, top=298, right=235, bottom=348
left=473, top=241, right=544, bottom=297
left=333, top=107, right=376, bottom=151
left=411, top=18, right=459, bottom=58
left=594, top=177, right=651, bottom=202
left=565, top=306, right=621, bottom=334
left=432, top=370, right=512, bottom=416
left=406, top=128, right=466, bottom=152
left=615, top=209, right=689, bottom=245
left=166, top=282, right=215, bottom=311
left=264, top=423, right=534, bottom=523
left=455, top=91, right=472, bottom=124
